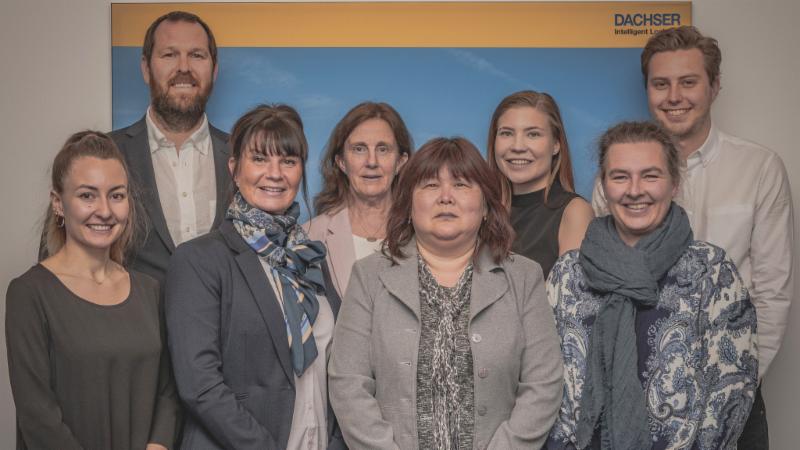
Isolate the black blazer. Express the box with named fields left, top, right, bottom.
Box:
left=110, top=117, right=231, bottom=283
left=165, top=220, right=346, bottom=450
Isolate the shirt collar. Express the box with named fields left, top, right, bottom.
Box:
left=145, top=107, right=210, bottom=155
left=685, top=123, right=720, bottom=170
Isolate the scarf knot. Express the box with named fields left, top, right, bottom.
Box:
left=227, top=192, right=327, bottom=376
left=575, top=203, right=692, bottom=449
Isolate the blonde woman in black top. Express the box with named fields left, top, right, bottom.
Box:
left=5, top=131, right=178, bottom=449
left=487, top=91, right=594, bottom=275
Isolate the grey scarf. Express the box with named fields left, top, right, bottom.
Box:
left=576, top=203, right=692, bottom=449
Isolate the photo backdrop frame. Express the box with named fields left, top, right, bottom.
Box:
left=112, top=2, right=692, bottom=219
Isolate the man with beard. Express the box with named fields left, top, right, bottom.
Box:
left=592, top=26, right=793, bottom=449
left=111, top=11, right=230, bottom=282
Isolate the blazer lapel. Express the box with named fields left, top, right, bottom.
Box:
left=124, top=118, right=175, bottom=252
left=322, top=261, right=342, bottom=319
left=469, top=249, right=508, bottom=320
left=325, top=208, right=357, bottom=296
left=379, top=241, right=421, bottom=319
left=222, top=222, right=295, bottom=385
left=210, top=126, right=231, bottom=229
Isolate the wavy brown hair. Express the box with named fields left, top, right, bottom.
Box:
left=641, top=26, right=721, bottom=87
left=487, top=90, right=576, bottom=208
left=313, top=102, right=414, bottom=215
left=42, top=131, right=140, bottom=264
left=384, top=137, right=514, bottom=265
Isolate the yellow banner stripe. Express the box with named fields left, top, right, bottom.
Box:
left=112, top=2, right=691, bottom=48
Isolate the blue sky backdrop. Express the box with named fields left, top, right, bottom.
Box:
left=113, top=47, right=650, bottom=221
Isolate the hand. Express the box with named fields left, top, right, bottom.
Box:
left=146, top=444, right=168, bottom=450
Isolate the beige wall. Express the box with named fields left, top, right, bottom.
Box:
left=1, top=0, right=797, bottom=448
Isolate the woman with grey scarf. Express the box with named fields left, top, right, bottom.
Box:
left=330, top=137, right=563, bottom=449
left=545, top=122, right=758, bottom=450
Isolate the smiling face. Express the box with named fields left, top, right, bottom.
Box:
left=52, top=157, right=130, bottom=254
left=411, top=167, right=486, bottom=254
left=230, top=146, right=303, bottom=215
left=602, top=141, right=678, bottom=246
left=493, top=106, right=560, bottom=195
left=647, top=48, right=719, bottom=150
left=336, top=118, right=408, bottom=204
left=142, top=20, right=217, bottom=131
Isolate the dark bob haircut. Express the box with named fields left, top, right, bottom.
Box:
left=384, top=137, right=515, bottom=265
left=228, top=104, right=310, bottom=209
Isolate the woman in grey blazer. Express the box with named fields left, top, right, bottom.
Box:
left=166, top=105, right=345, bottom=450
left=329, top=137, right=563, bottom=450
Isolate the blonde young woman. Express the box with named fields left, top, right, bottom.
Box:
left=487, top=90, right=593, bottom=275
left=6, top=131, right=177, bottom=450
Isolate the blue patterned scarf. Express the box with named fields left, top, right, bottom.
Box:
left=227, top=191, right=327, bottom=377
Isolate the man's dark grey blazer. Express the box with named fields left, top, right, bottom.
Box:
left=110, top=117, right=231, bottom=283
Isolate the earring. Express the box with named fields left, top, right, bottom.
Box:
left=55, top=213, right=65, bottom=228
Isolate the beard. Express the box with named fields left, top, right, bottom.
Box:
left=149, top=70, right=213, bottom=133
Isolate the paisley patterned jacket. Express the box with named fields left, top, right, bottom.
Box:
left=545, top=241, right=758, bottom=450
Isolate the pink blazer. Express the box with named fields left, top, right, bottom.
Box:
left=303, top=208, right=357, bottom=299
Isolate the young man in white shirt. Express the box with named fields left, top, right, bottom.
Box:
left=593, top=26, right=793, bottom=449
left=111, top=11, right=231, bottom=282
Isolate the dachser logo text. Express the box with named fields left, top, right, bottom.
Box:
left=613, top=13, right=682, bottom=36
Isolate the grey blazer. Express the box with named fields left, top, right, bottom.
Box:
left=165, top=220, right=346, bottom=450
left=110, top=117, right=231, bottom=283
left=329, top=241, right=564, bottom=450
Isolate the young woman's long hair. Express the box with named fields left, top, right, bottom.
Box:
left=486, top=90, right=576, bottom=207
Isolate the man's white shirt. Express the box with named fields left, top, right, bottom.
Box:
left=146, top=108, right=218, bottom=246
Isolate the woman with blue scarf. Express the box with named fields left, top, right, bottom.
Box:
left=546, top=122, right=758, bottom=450
left=165, top=104, right=345, bottom=450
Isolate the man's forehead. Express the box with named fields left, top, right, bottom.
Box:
left=648, top=48, right=706, bottom=77
left=152, top=20, right=209, bottom=48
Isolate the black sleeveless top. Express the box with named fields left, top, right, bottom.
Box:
left=510, top=181, right=581, bottom=276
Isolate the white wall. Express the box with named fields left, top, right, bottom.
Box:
left=1, top=0, right=797, bottom=448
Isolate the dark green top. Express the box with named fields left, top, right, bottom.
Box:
left=5, top=265, right=178, bottom=450
left=511, top=181, right=581, bottom=276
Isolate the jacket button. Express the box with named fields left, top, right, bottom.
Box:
left=477, top=405, right=487, bottom=416
left=478, top=367, right=489, bottom=378
left=471, top=333, right=482, bottom=343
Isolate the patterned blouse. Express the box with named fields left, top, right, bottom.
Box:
left=416, top=257, right=475, bottom=450
left=545, top=241, right=758, bottom=450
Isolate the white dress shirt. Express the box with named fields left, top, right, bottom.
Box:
left=146, top=108, right=217, bottom=245
left=592, top=125, right=794, bottom=378
left=260, top=260, right=333, bottom=450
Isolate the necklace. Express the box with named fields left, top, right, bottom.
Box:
left=53, top=261, right=121, bottom=285
left=57, top=271, right=109, bottom=285
left=350, top=207, right=386, bottom=242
